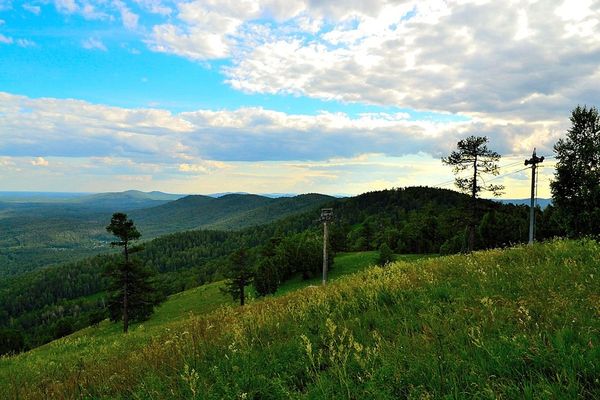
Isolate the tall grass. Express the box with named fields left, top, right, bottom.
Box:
left=2, top=240, right=599, bottom=399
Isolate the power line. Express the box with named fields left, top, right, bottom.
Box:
left=431, top=159, right=534, bottom=188
left=485, top=166, right=530, bottom=182
left=498, top=160, right=527, bottom=169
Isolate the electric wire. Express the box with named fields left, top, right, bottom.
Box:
left=485, top=166, right=530, bottom=183
left=431, top=159, right=531, bottom=188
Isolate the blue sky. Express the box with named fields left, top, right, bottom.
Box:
left=0, top=1, right=596, bottom=196
left=0, top=2, right=469, bottom=121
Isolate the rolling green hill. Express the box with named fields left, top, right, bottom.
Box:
left=130, top=193, right=334, bottom=236
left=1, top=240, right=597, bottom=399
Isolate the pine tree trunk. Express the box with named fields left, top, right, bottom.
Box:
left=468, top=226, right=475, bottom=253
left=123, top=243, right=129, bottom=333
left=240, top=281, right=245, bottom=306
left=469, top=157, right=477, bottom=252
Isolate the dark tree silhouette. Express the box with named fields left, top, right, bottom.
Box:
left=442, top=136, right=504, bottom=252
left=551, top=105, right=600, bottom=237
left=254, top=257, right=280, bottom=296
left=221, top=248, right=253, bottom=306
left=0, top=328, right=24, bottom=355
left=377, top=243, right=394, bottom=266
left=106, top=212, right=155, bottom=333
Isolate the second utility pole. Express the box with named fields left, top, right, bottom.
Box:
left=320, top=208, right=333, bottom=285
left=525, top=148, right=544, bottom=244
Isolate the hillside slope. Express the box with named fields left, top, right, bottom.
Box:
left=2, top=240, right=598, bottom=399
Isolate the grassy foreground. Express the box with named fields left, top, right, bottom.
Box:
left=2, top=241, right=600, bottom=398
left=0, top=251, right=417, bottom=397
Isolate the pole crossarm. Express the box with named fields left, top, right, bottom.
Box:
left=525, top=149, right=545, bottom=167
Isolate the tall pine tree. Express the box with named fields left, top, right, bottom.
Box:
left=221, top=247, right=253, bottom=306
left=106, top=213, right=157, bottom=333
left=442, top=136, right=503, bottom=252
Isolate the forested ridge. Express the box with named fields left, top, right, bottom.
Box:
left=0, top=186, right=562, bottom=352
left=0, top=193, right=333, bottom=277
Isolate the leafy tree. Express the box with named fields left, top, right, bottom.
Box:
left=551, top=105, right=600, bottom=237
left=88, top=308, right=106, bottom=327
left=106, top=212, right=156, bottom=333
left=221, top=248, right=254, bottom=306
left=254, top=257, right=280, bottom=296
left=442, top=136, right=504, bottom=251
left=377, top=243, right=394, bottom=266
left=54, top=317, right=74, bottom=338
left=0, top=328, right=24, bottom=355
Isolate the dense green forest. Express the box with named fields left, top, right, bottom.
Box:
left=0, top=193, right=333, bottom=277
left=0, top=187, right=562, bottom=353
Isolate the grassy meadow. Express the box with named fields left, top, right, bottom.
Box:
left=1, top=241, right=599, bottom=398
left=0, top=251, right=417, bottom=397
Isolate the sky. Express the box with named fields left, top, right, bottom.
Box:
left=0, top=0, right=598, bottom=197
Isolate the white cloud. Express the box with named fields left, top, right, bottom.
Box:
left=136, top=0, right=600, bottom=135
left=220, top=0, right=600, bottom=125
left=0, top=156, right=17, bottom=168
left=113, top=0, right=139, bottom=30
left=133, top=0, right=172, bottom=16
left=54, top=0, right=78, bottom=14
left=23, top=3, right=41, bottom=15
left=0, top=92, right=563, bottom=169
left=51, top=0, right=110, bottom=20
left=80, top=2, right=110, bottom=20
left=31, top=157, right=49, bottom=166
left=0, top=34, right=35, bottom=47
left=147, top=0, right=253, bottom=60
left=16, top=38, right=35, bottom=47
left=82, top=37, right=107, bottom=51
left=0, top=33, right=13, bottom=44
left=178, top=161, right=228, bottom=174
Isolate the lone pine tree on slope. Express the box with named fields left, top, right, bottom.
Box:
left=442, top=136, right=504, bottom=252
left=221, top=247, right=254, bottom=306
left=106, top=212, right=156, bottom=333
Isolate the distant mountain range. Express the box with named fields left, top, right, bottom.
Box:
left=497, top=198, right=552, bottom=208
left=0, top=190, right=184, bottom=209
left=69, top=190, right=185, bottom=210
left=0, top=191, right=90, bottom=203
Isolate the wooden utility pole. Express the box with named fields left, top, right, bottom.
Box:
left=525, top=149, right=544, bottom=244
left=320, top=208, right=333, bottom=285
